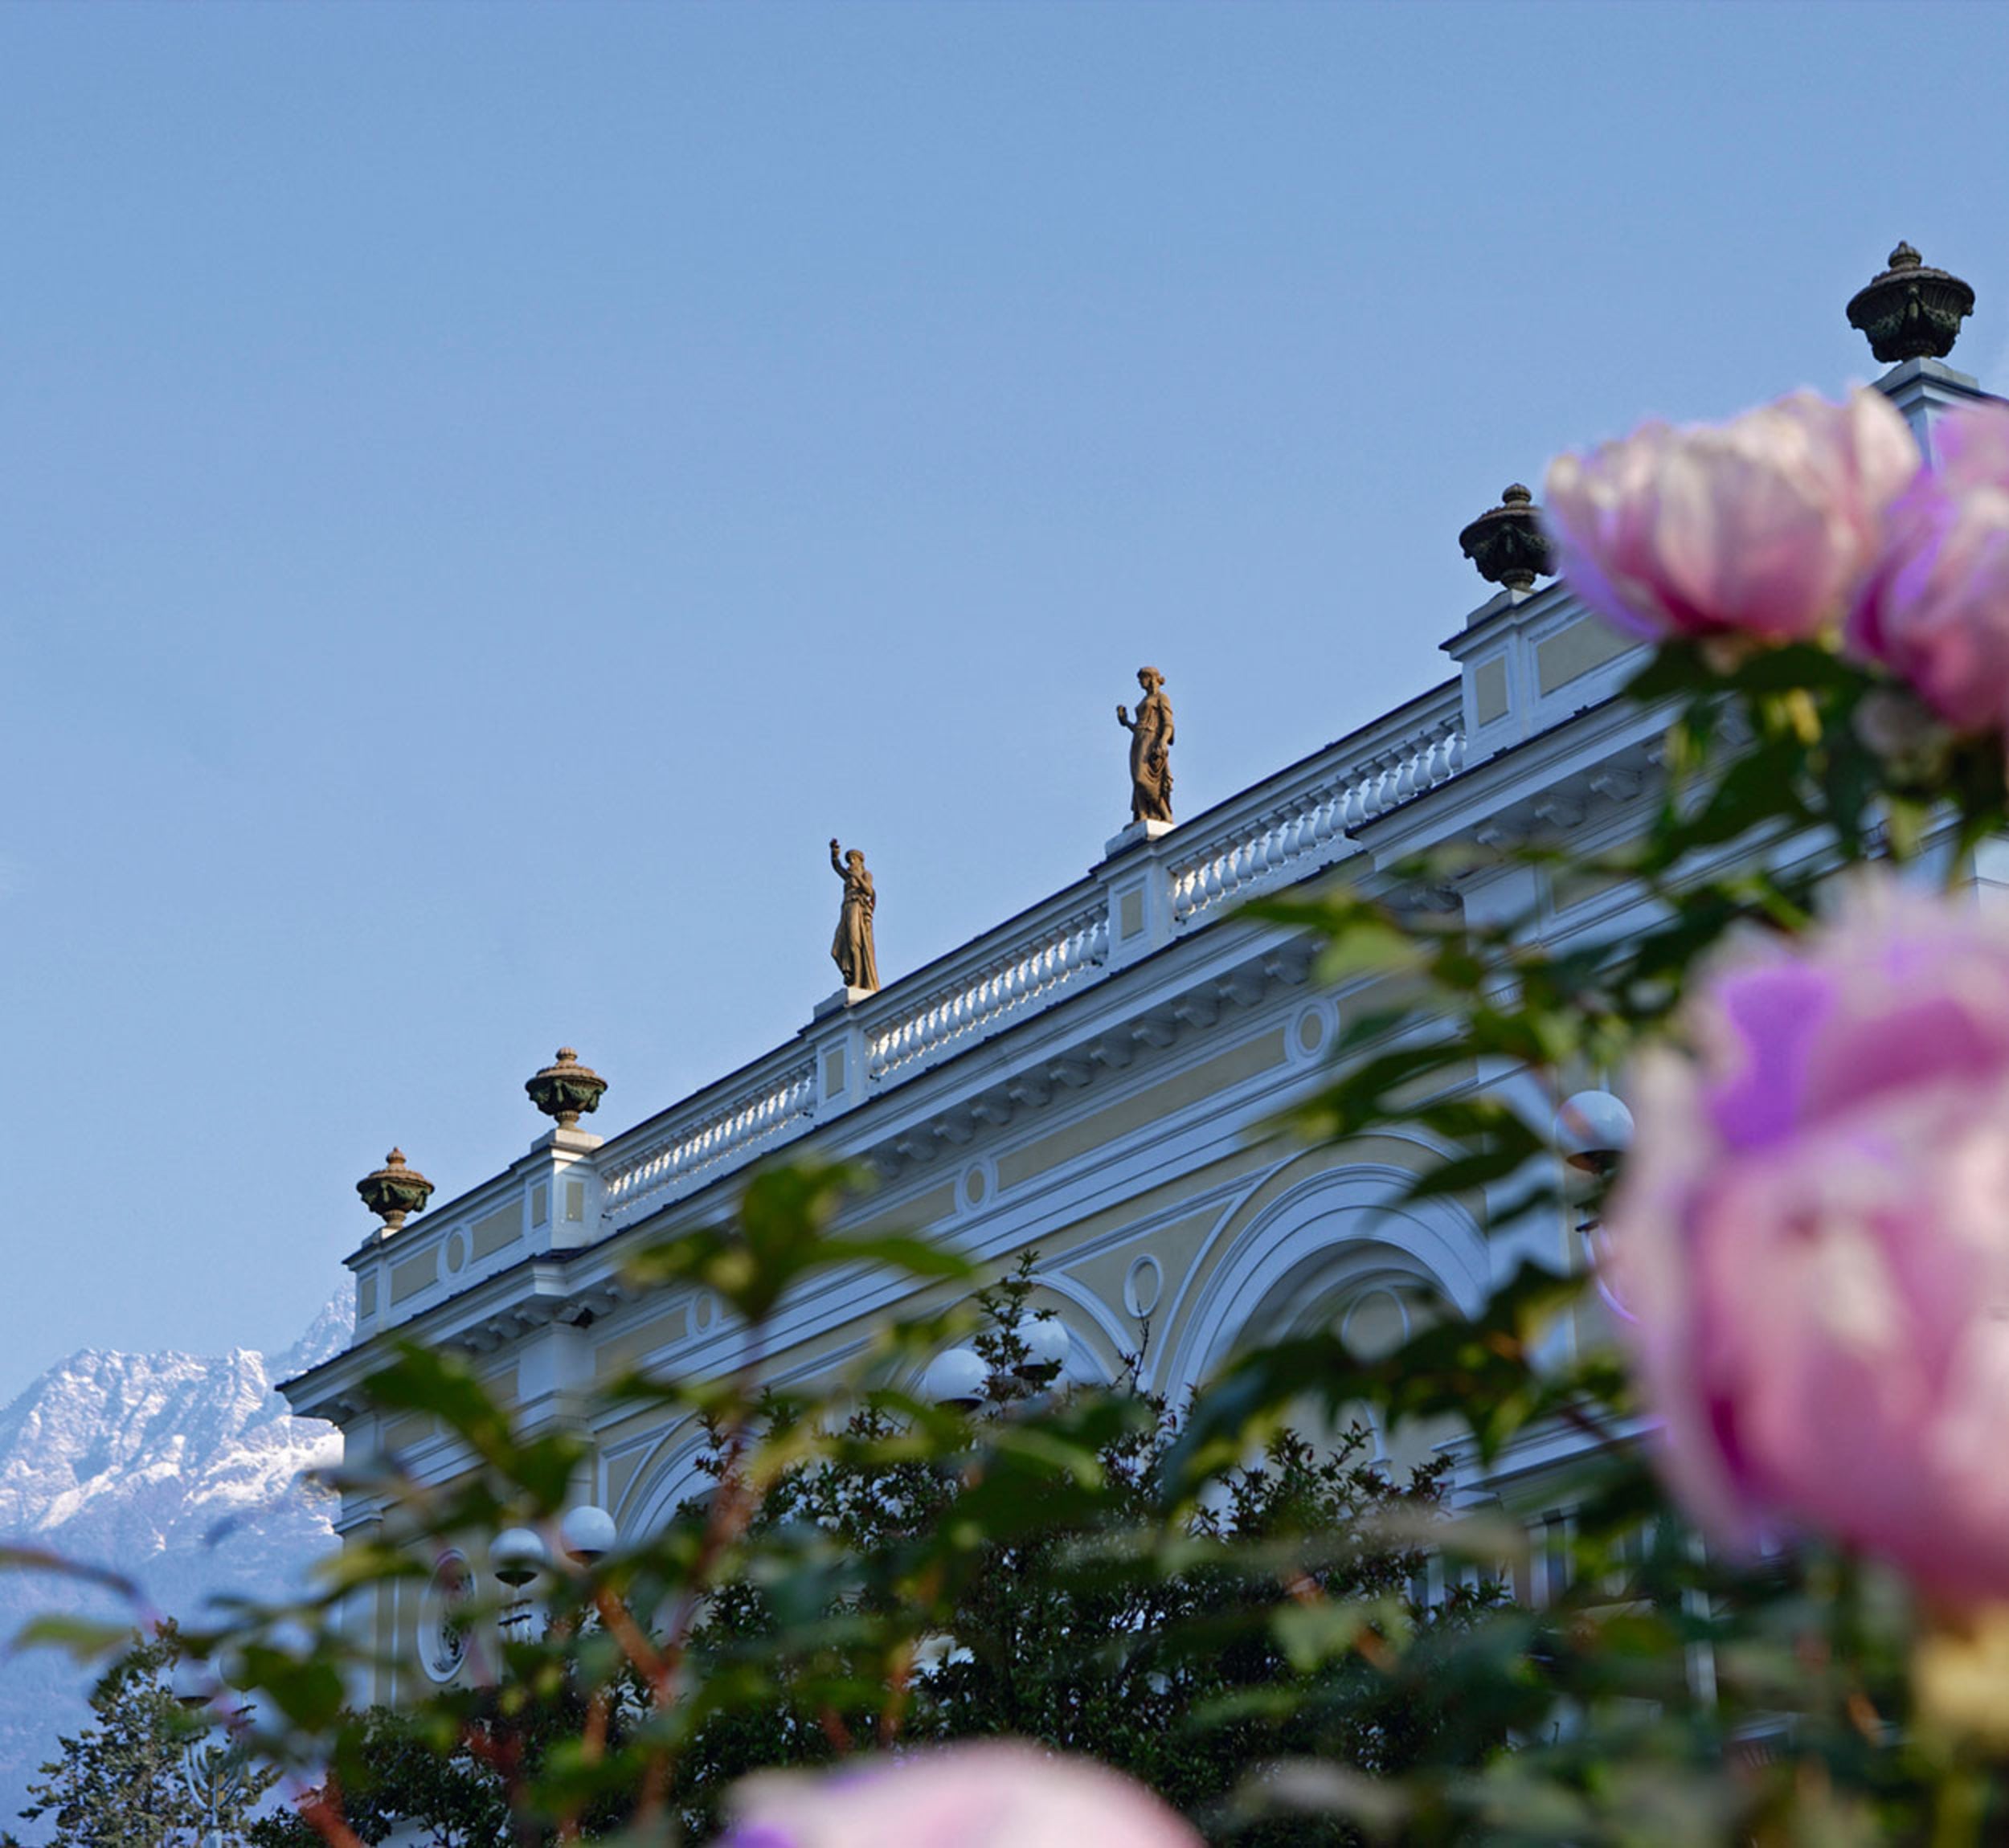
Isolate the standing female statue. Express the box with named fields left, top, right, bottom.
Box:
left=1116, top=665, right=1175, bottom=825
left=829, top=839, right=881, bottom=993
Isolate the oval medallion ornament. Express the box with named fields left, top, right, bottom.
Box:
left=1123, top=1253, right=1164, bottom=1319
left=419, top=1552, right=474, bottom=1682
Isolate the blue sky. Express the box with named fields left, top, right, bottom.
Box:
left=2, top=1, right=2005, bottom=1401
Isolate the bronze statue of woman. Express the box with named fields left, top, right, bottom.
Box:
left=1116, top=665, right=1175, bottom=824
left=829, top=838, right=881, bottom=992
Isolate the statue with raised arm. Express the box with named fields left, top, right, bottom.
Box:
left=1115, top=665, right=1175, bottom=825
left=829, top=838, right=881, bottom=993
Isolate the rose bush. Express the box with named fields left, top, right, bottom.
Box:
left=1611, top=875, right=2009, bottom=1603
left=1544, top=388, right=1917, bottom=648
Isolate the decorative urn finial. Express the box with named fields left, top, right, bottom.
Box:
left=1459, top=484, right=1553, bottom=593
left=526, top=1047, right=608, bottom=1129
left=357, top=1148, right=434, bottom=1233
left=1847, top=243, right=1974, bottom=363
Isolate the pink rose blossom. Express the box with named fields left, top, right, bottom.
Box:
left=1847, top=400, right=2009, bottom=733
left=1545, top=389, right=1919, bottom=646
left=1611, top=875, right=2009, bottom=1602
left=719, top=1740, right=1203, bottom=1848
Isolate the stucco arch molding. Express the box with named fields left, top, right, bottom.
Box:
left=1165, top=1161, right=1489, bottom=1388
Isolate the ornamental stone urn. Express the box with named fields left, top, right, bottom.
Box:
left=1847, top=243, right=1974, bottom=363
left=526, top=1047, right=608, bottom=1130
left=357, top=1148, right=435, bottom=1232
left=1459, top=484, right=1553, bottom=593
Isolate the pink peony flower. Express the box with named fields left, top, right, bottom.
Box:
left=1545, top=389, right=1919, bottom=646
left=1611, top=875, right=2009, bottom=1603
left=718, top=1740, right=1203, bottom=1848
left=1847, top=400, right=2009, bottom=734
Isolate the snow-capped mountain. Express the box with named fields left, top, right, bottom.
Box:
left=0, top=1301, right=347, bottom=1817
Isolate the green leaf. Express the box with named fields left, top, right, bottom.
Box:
left=0, top=1545, right=143, bottom=1602
left=365, top=1344, right=583, bottom=1512
left=624, top=1162, right=969, bottom=1328
left=235, top=1646, right=348, bottom=1733
left=10, top=1615, right=139, bottom=1663
left=1271, top=1600, right=1374, bottom=1671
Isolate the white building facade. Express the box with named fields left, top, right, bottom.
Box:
left=282, top=264, right=1997, bottom=1699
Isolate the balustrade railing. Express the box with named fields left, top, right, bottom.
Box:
left=601, top=1059, right=818, bottom=1226
left=866, top=897, right=1110, bottom=1083
left=589, top=685, right=1466, bottom=1232
left=1170, top=695, right=1464, bottom=926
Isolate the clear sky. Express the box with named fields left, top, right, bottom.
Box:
left=2, top=1, right=2004, bottom=1403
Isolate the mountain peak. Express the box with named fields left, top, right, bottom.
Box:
left=267, top=1291, right=355, bottom=1383
left=0, top=1298, right=343, bottom=1817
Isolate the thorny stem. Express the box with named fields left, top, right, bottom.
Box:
left=879, top=1638, right=914, bottom=1748
left=594, top=1584, right=669, bottom=1691
left=593, top=1327, right=774, bottom=1830
left=554, top=1689, right=611, bottom=1842
left=469, top=1315, right=774, bottom=1840
left=300, top=1776, right=370, bottom=1848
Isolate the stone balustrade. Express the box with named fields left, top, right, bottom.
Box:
left=600, top=1057, right=819, bottom=1228
left=1169, top=688, right=1465, bottom=926
left=368, top=680, right=1472, bottom=1303
left=865, top=897, right=1111, bottom=1083
left=579, top=683, right=1467, bottom=1233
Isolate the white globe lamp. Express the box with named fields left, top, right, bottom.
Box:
left=1017, top=1314, right=1070, bottom=1377
left=560, top=1504, right=618, bottom=1564
left=920, top=1347, right=988, bottom=1410
left=171, top=1654, right=211, bottom=1711
left=490, top=1526, right=549, bottom=1588
left=1556, top=1090, right=1634, bottom=1176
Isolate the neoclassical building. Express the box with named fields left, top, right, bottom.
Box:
left=283, top=247, right=1995, bottom=1696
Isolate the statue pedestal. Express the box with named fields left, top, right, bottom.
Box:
left=1102, top=818, right=1175, bottom=861
left=813, top=986, right=878, bottom=1020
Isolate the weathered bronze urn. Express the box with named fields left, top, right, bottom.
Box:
left=526, top=1047, right=608, bottom=1130
left=1847, top=243, right=1974, bottom=363
left=1459, top=484, right=1553, bottom=593
left=357, top=1147, right=435, bottom=1232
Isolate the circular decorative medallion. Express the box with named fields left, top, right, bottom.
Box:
left=444, top=1231, right=466, bottom=1274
